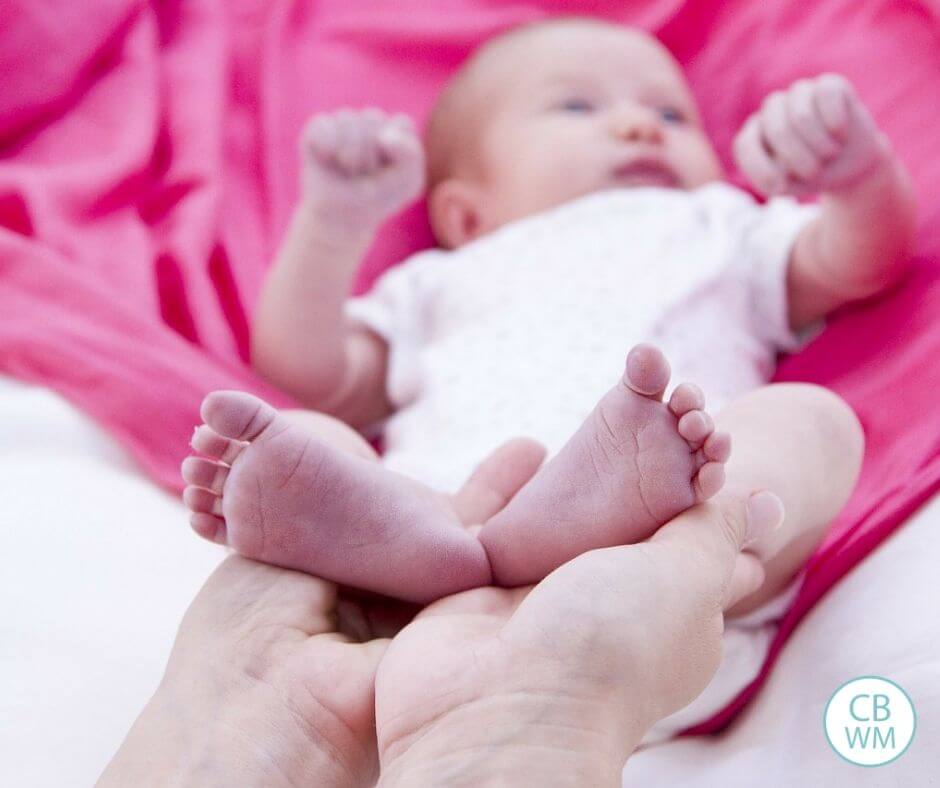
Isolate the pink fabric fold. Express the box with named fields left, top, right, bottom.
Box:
left=2, top=0, right=938, bottom=732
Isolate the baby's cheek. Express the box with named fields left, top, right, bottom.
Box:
left=679, top=139, right=724, bottom=187
left=512, top=152, right=582, bottom=208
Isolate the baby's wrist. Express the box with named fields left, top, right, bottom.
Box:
left=299, top=196, right=382, bottom=247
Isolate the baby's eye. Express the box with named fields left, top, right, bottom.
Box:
left=659, top=106, right=686, bottom=124
left=556, top=97, right=596, bottom=113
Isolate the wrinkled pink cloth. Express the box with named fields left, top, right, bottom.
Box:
left=1, top=0, right=938, bottom=733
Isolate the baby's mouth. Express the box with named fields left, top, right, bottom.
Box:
left=611, top=158, right=680, bottom=188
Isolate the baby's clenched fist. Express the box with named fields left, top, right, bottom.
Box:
left=733, top=74, right=889, bottom=198
left=301, top=108, right=426, bottom=229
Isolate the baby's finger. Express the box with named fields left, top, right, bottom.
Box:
left=358, top=108, right=388, bottom=171
left=379, top=113, right=418, bottom=153
left=376, top=122, right=422, bottom=166
left=304, top=116, right=340, bottom=163
left=388, top=112, right=416, bottom=134
left=760, top=92, right=819, bottom=181
left=814, top=74, right=851, bottom=138
left=786, top=80, right=840, bottom=160
left=782, top=173, right=816, bottom=200
left=734, top=116, right=784, bottom=196
left=334, top=111, right=369, bottom=174
left=348, top=111, right=377, bottom=172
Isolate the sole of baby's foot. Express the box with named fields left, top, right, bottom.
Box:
left=478, top=344, right=731, bottom=587
left=181, top=391, right=492, bottom=603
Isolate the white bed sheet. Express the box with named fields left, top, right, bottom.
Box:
left=624, top=489, right=940, bottom=782
left=0, top=376, right=936, bottom=786
left=0, top=378, right=223, bottom=786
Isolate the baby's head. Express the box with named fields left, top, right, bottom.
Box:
left=426, top=18, right=724, bottom=248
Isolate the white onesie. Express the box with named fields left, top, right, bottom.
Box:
left=346, top=181, right=817, bottom=739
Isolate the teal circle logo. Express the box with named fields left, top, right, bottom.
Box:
left=824, top=676, right=915, bottom=766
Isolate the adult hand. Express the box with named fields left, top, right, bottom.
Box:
left=376, top=491, right=778, bottom=786
left=97, top=438, right=543, bottom=788
left=100, top=437, right=778, bottom=787
left=97, top=557, right=391, bottom=787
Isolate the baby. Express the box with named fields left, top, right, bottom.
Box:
left=182, top=18, right=913, bottom=735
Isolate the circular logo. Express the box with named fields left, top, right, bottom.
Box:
left=824, top=676, right=916, bottom=766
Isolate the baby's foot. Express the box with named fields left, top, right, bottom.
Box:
left=478, top=344, right=731, bottom=586
left=182, top=391, right=491, bottom=603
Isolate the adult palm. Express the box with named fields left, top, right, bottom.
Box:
left=374, top=495, right=770, bottom=785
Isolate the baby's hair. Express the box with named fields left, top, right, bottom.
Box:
left=425, top=16, right=626, bottom=192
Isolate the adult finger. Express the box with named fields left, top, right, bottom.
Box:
left=504, top=493, right=783, bottom=720
left=176, top=556, right=340, bottom=647
left=649, top=491, right=783, bottom=570
left=646, top=492, right=784, bottom=621
left=507, top=491, right=783, bottom=646
left=723, top=553, right=767, bottom=610
left=451, top=437, right=547, bottom=526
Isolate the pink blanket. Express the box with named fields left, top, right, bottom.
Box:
left=2, top=0, right=938, bottom=732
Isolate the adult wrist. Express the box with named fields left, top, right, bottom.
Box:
left=378, top=692, right=637, bottom=787
left=99, top=670, right=372, bottom=788
left=97, top=683, right=204, bottom=787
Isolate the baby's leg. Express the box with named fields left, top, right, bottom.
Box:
left=181, top=392, right=493, bottom=603
left=478, top=345, right=731, bottom=586
left=715, top=383, right=864, bottom=616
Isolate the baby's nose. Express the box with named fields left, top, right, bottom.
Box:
left=610, top=107, right=664, bottom=144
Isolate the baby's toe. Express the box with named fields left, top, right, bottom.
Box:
left=694, top=462, right=726, bottom=502
left=183, top=485, right=223, bottom=517
left=703, top=431, right=732, bottom=463
left=191, top=424, right=246, bottom=464
left=200, top=391, right=278, bottom=442
left=668, top=382, right=705, bottom=417
left=677, top=409, right=714, bottom=448
left=189, top=512, right=227, bottom=545
left=181, top=456, right=230, bottom=495
left=624, top=343, right=671, bottom=400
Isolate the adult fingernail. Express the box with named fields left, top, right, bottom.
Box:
left=743, top=491, right=785, bottom=550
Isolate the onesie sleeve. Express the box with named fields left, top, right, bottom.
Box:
left=736, top=194, right=821, bottom=352
left=344, top=250, right=441, bottom=408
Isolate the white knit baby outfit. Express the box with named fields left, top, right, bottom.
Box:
left=346, top=182, right=818, bottom=739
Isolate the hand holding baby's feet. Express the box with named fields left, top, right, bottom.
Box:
left=734, top=74, right=890, bottom=198
left=301, top=108, right=426, bottom=230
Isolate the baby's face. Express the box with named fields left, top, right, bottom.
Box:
left=465, top=25, right=724, bottom=234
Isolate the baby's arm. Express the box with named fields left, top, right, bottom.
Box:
left=252, top=109, right=425, bottom=426
left=734, top=75, right=916, bottom=329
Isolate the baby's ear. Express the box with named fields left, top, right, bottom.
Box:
left=428, top=178, right=485, bottom=249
